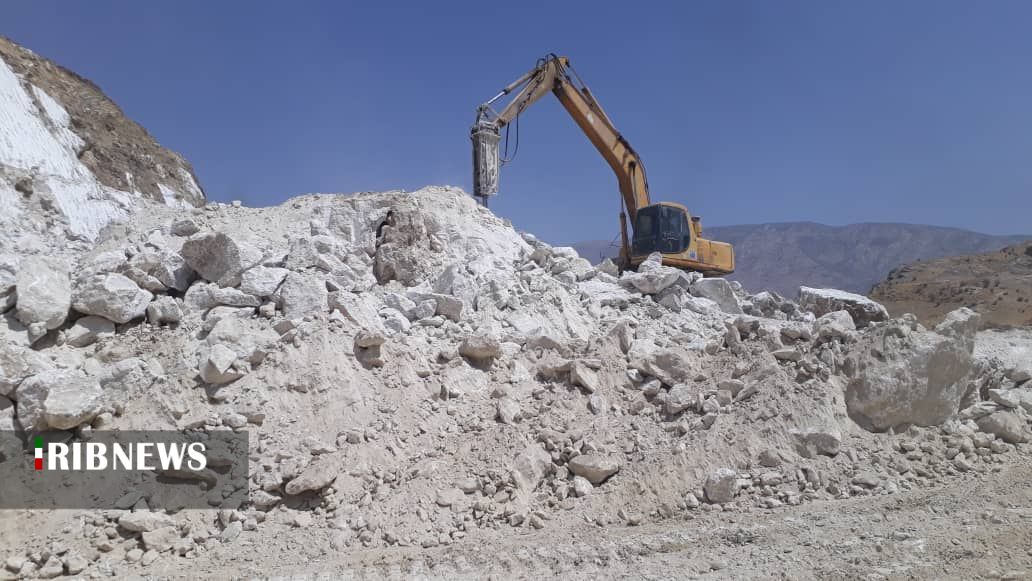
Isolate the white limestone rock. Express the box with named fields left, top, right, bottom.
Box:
left=65, top=315, right=115, bottom=347
left=14, top=369, right=103, bottom=431
left=14, top=257, right=71, bottom=334
left=72, top=273, right=153, bottom=324
left=180, top=232, right=263, bottom=287
left=798, top=287, right=888, bottom=328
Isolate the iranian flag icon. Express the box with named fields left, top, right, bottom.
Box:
left=34, top=436, right=43, bottom=470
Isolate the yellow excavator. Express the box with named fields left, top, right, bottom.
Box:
left=471, top=54, right=734, bottom=275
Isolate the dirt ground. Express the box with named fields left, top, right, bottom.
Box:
left=150, top=455, right=1032, bottom=580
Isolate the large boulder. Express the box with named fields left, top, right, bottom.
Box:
left=205, top=316, right=275, bottom=364
left=798, top=287, right=888, bottom=328
left=64, top=316, right=116, bottom=347
left=14, top=370, right=103, bottom=431
left=199, top=344, right=244, bottom=385
left=183, top=282, right=260, bottom=312
left=239, top=266, right=289, bottom=298
left=626, top=339, right=694, bottom=386
left=279, top=272, right=328, bottom=319
left=511, top=444, right=552, bottom=491
left=118, top=512, right=177, bottom=533
left=72, top=273, right=153, bottom=324
left=619, top=253, right=681, bottom=295
left=0, top=255, right=17, bottom=312
left=146, top=296, right=183, bottom=325
left=125, top=250, right=195, bottom=292
left=704, top=468, right=738, bottom=504
left=0, top=344, right=52, bottom=397
left=14, top=257, right=71, bottom=334
left=567, top=454, right=621, bottom=485
left=976, top=411, right=1030, bottom=444
left=330, top=291, right=386, bottom=333
left=284, top=458, right=338, bottom=495
left=815, top=310, right=856, bottom=343
left=790, top=427, right=842, bottom=458
left=843, top=309, right=979, bottom=431
left=459, top=334, right=501, bottom=361
left=180, top=232, right=263, bottom=287
left=690, top=278, right=743, bottom=314
left=578, top=280, right=634, bottom=308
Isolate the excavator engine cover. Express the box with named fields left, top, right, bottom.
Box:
left=471, top=124, right=500, bottom=202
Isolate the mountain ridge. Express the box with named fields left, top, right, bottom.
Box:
left=570, top=222, right=1030, bottom=297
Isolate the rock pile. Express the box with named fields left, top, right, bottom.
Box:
left=0, top=186, right=1029, bottom=578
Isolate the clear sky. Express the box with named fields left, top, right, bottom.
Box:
left=6, top=1, right=1031, bottom=243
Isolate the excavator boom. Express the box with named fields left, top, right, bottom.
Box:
left=471, top=55, right=734, bottom=275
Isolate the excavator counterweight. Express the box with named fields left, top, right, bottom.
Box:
left=470, top=54, right=734, bottom=275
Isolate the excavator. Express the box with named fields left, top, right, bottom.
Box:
left=471, top=54, right=734, bottom=275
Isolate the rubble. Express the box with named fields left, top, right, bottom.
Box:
left=0, top=181, right=1028, bottom=578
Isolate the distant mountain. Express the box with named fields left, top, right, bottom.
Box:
left=870, top=241, right=1032, bottom=328
left=571, top=223, right=1030, bottom=297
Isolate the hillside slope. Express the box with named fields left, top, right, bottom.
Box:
left=0, top=36, right=204, bottom=253
left=573, top=222, right=1028, bottom=296
left=870, top=241, right=1032, bottom=328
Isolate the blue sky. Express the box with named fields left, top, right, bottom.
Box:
left=6, top=1, right=1031, bottom=243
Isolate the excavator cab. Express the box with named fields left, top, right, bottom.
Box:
left=631, top=204, right=691, bottom=255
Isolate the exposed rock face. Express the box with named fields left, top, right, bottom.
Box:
left=798, top=287, right=889, bottom=328
left=843, top=309, right=979, bottom=431
left=0, top=37, right=204, bottom=251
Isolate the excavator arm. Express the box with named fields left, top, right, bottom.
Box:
left=472, top=55, right=650, bottom=224
left=471, top=54, right=735, bottom=275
